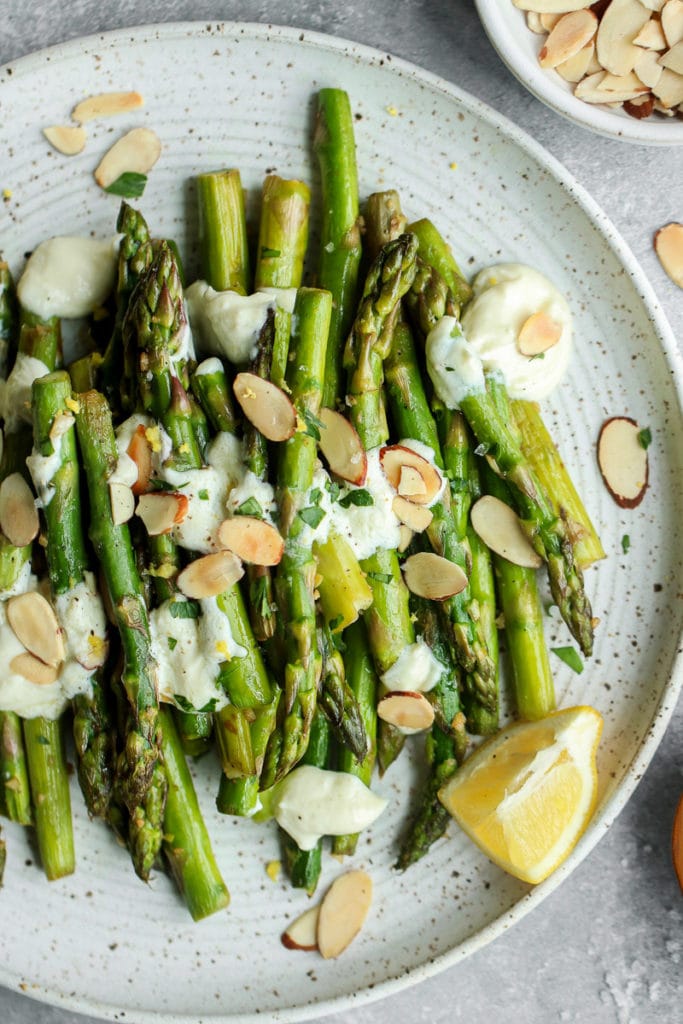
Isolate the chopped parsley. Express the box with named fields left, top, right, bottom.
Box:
left=328, top=614, right=344, bottom=632
left=367, top=570, right=393, bottom=584
left=325, top=478, right=341, bottom=502
left=551, top=646, right=584, bottom=674
left=198, top=489, right=209, bottom=501
left=169, top=600, right=200, bottom=620
left=638, top=426, right=652, bottom=450
left=198, top=699, right=219, bottom=714
left=300, top=407, right=325, bottom=441
left=167, top=636, right=178, bottom=651
left=250, top=576, right=272, bottom=621
left=234, top=497, right=264, bottom=519
left=309, top=488, right=323, bottom=505
left=173, top=694, right=194, bottom=713
left=621, top=535, right=631, bottom=555
left=299, top=505, right=326, bottom=529
left=104, top=172, right=148, bottom=199
left=338, top=488, right=374, bottom=509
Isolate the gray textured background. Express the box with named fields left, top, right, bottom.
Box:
left=1, top=2, right=682, bottom=1023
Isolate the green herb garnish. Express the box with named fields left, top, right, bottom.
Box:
left=551, top=646, right=583, bottom=674
left=621, top=535, right=631, bottom=554
left=298, top=505, right=326, bottom=529
left=104, top=172, right=148, bottom=199
left=234, top=497, right=264, bottom=519
left=169, top=600, right=200, bottom=620
left=167, top=636, right=178, bottom=651
left=367, top=570, right=393, bottom=584
left=338, top=488, right=374, bottom=509
left=638, top=426, right=652, bottom=450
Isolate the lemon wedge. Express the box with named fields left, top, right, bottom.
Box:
left=438, top=706, right=603, bottom=885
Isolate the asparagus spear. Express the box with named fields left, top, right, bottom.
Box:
left=343, top=233, right=419, bottom=772
left=280, top=709, right=331, bottom=895
left=261, top=288, right=332, bottom=787
left=318, top=618, right=370, bottom=762
left=314, top=89, right=363, bottom=409
left=406, top=261, right=594, bottom=658
left=197, top=169, right=250, bottom=295
left=31, top=371, right=115, bottom=818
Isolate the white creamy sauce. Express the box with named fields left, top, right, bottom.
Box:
left=272, top=765, right=387, bottom=851
left=257, top=285, right=298, bottom=315
left=194, top=356, right=224, bottom=377
left=185, top=281, right=274, bottom=365
left=426, top=316, right=486, bottom=410
left=381, top=639, right=444, bottom=694
left=225, top=469, right=277, bottom=524
left=460, top=262, right=572, bottom=401
left=0, top=558, right=32, bottom=600
left=0, top=353, right=51, bottom=432
left=26, top=424, right=70, bottom=507
left=17, top=236, right=119, bottom=320
left=149, top=595, right=244, bottom=712
left=0, top=571, right=108, bottom=720
left=112, top=413, right=175, bottom=489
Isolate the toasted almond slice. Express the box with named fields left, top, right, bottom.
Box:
left=575, top=69, right=648, bottom=101
left=634, top=18, right=668, bottom=50
left=556, top=42, right=596, bottom=82
left=109, top=483, right=135, bottom=526
left=216, top=516, right=284, bottom=566
left=282, top=905, right=320, bottom=951
left=653, top=97, right=677, bottom=112
left=318, top=408, right=367, bottom=485
left=596, top=0, right=651, bottom=75
left=662, top=0, right=683, bottom=46
left=673, top=793, right=683, bottom=890
left=402, top=552, right=468, bottom=601
left=377, top=690, right=435, bottom=733
left=127, top=425, right=153, bottom=495
left=233, top=372, right=297, bottom=443
left=512, top=0, right=592, bottom=12
left=597, top=69, right=649, bottom=90
left=540, top=12, right=563, bottom=29
left=539, top=10, right=598, bottom=68
left=392, top=496, right=433, bottom=533
left=639, top=0, right=666, bottom=10
left=398, top=523, right=414, bottom=553
left=397, top=464, right=428, bottom=498
left=379, top=445, right=442, bottom=506
left=654, top=222, right=683, bottom=287
left=0, top=473, right=40, bottom=547
left=317, top=871, right=373, bottom=960
left=72, top=91, right=144, bottom=122
left=177, top=550, right=244, bottom=599
left=10, top=652, right=59, bottom=686
left=136, top=492, right=189, bottom=536
left=527, top=11, right=546, bottom=31
left=624, top=92, right=656, bottom=116
left=43, top=124, right=86, bottom=156
left=597, top=416, right=649, bottom=508
left=652, top=66, right=683, bottom=104
left=659, top=40, right=683, bottom=73
left=470, top=495, right=543, bottom=569
left=94, top=127, right=161, bottom=190
left=517, top=311, right=563, bottom=355
left=7, top=592, right=65, bottom=667
left=586, top=44, right=604, bottom=73
left=635, top=47, right=665, bottom=87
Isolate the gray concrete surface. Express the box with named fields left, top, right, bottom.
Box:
left=1, top=2, right=682, bottom=1022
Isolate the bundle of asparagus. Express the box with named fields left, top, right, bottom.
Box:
left=0, top=86, right=604, bottom=915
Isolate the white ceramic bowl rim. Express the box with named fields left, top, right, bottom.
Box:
left=1, top=20, right=682, bottom=1024
left=474, top=0, right=683, bottom=146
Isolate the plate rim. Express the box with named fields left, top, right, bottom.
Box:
left=473, top=0, right=683, bottom=146
left=1, top=18, right=682, bottom=1024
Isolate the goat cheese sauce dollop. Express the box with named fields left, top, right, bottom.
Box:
left=17, top=236, right=120, bottom=320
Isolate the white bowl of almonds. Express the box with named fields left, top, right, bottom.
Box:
left=475, top=0, right=683, bottom=144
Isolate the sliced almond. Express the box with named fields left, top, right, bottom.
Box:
left=136, top=492, right=189, bottom=536
left=597, top=416, right=649, bottom=508
left=673, top=793, right=683, bottom=891
left=596, top=0, right=651, bottom=75
left=398, top=523, right=414, bottom=553
left=598, top=69, right=650, bottom=90
left=176, top=550, right=244, bottom=599
left=470, top=495, right=543, bottom=569
left=654, top=222, right=683, bottom=287
left=397, top=464, right=428, bottom=498
left=392, top=496, right=433, bottom=533
left=517, top=311, right=563, bottom=355
left=216, top=516, right=284, bottom=566
left=10, top=652, right=59, bottom=686
left=317, top=871, right=373, bottom=960
left=318, top=408, right=367, bottom=485
left=556, top=42, right=596, bottom=82
left=539, top=10, right=598, bottom=68
left=635, top=46, right=665, bottom=87
left=7, top=592, right=65, bottom=667
left=402, top=551, right=468, bottom=601
left=127, top=425, right=153, bottom=495
left=233, top=372, right=297, bottom=443
left=624, top=92, right=656, bottom=116
left=377, top=690, right=435, bottom=733
left=512, top=1, right=592, bottom=12
left=527, top=11, right=546, bottom=31
left=281, top=905, right=320, bottom=951
left=379, top=445, right=442, bottom=506
left=72, top=91, right=144, bottom=122
left=110, top=483, right=135, bottom=526
left=0, top=473, right=39, bottom=547
left=575, top=69, right=648, bottom=101
left=540, top=12, right=564, bottom=29
left=659, top=40, right=683, bottom=73
left=94, top=127, right=161, bottom=190
left=634, top=19, right=668, bottom=49
left=662, top=0, right=683, bottom=46
left=652, top=66, right=683, bottom=104
left=639, top=0, right=666, bottom=10
left=43, top=124, right=86, bottom=156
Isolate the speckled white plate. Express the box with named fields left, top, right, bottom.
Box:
left=474, top=0, right=683, bottom=145
left=0, top=20, right=682, bottom=1024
